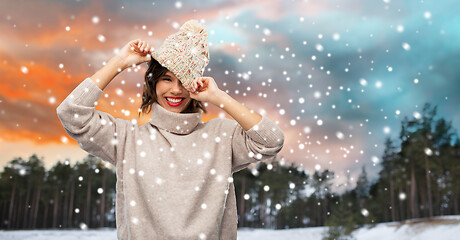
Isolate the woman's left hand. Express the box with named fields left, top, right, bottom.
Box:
left=189, top=77, right=222, bottom=104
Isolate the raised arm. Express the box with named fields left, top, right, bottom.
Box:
left=213, top=90, right=262, bottom=131
left=190, top=77, right=262, bottom=131
left=56, top=39, right=153, bottom=165
left=91, top=39, right=153, bottom=90
left=189, top=76, right=284, bottom=173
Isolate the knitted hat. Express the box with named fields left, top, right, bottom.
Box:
left=151, top=19, right=210, bottom=92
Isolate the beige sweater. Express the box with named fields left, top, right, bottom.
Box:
left=56, top=78, right=285, bottom=240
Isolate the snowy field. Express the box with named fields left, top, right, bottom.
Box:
left=1, top=216, right=459, bottom=240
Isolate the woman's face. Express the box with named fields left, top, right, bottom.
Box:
left=155, top=71, right=192, bottom=113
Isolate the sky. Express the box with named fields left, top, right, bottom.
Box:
left=1, top=0, right=459, bottom=189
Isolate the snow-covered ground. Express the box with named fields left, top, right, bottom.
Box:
left=1, top=216, right=459, bottom=240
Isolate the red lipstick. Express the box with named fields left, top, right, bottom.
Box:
left=165, top=97, right=184, bottom=107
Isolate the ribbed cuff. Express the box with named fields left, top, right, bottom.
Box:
left=244, top=115, right=284, bottom=146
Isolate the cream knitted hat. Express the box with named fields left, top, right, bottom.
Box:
left=151, top=19, right=210, bottom=92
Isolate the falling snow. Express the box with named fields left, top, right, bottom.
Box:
left=20, top=66, right=28, bottom=74
left=92, top=16, right=99, bottom=24
left=2, top=0, right=459, bottom=237
left=97, top=34, right=106, bottom=42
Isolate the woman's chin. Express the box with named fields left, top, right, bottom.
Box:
left=161, top=99, right=190, bottom=113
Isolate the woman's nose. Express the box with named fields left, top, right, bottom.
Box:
left=171, top=81, right=185, bottom=93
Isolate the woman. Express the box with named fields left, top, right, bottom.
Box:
left=57, top=20, right=284, bottom=240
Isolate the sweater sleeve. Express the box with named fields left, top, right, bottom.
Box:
left=56, top=78, right=130, bottom=166
left=231, top=115, right=285, bottom=173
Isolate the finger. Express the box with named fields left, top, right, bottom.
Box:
left=141, top=41, right=148, bottom=52
left=130, top=39, right=138, bottom=46
left=145, top=44, right=150, bottom=53
left=139, top=42, right=145, bottom=51
left=139, top=41, right=144, bottom=52
left=129, top=40, right=137, bottom=49
left=129, top=42, right=136, bottom=51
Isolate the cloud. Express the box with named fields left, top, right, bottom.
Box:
left=2, top=0, right=460, bottom=186
left=0, top=92, right=62, bottom=144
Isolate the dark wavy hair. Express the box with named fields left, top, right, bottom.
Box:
left=138, top=57, right=207, bottom=117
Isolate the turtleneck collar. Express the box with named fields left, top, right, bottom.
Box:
left=149, top=101, right=202, bottom=135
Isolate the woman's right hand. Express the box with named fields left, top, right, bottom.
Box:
left=116, top=39, right=153, bottom=69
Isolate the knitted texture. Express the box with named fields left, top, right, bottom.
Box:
left=57, top=78, right=285, bottom=239
left=152, top=19, right=210, bottom=92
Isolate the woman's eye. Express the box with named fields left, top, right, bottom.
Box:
left=164, top=78, right=172, bottom=81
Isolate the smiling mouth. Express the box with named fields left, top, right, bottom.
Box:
left=165, top=97, right=184, bottom=106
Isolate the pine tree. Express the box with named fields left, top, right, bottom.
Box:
left=322, top=199, right=357, bottom=240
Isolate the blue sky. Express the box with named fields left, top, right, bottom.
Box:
left=1, top=0, right=459, bottom=189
